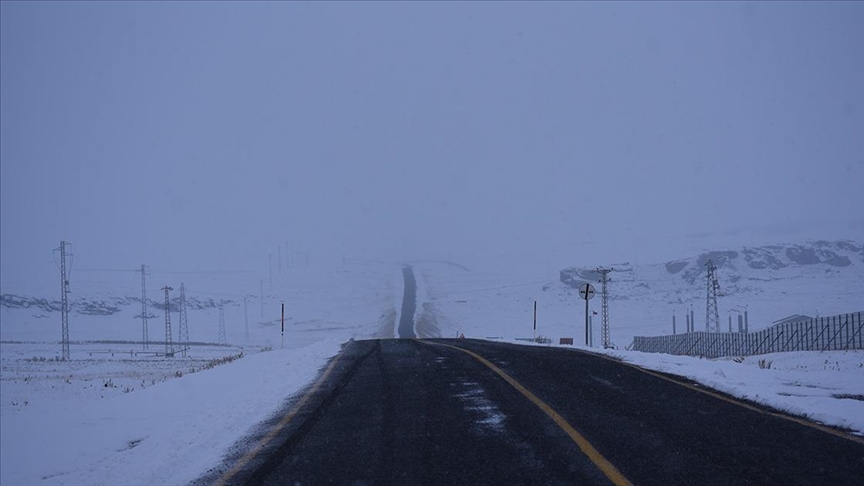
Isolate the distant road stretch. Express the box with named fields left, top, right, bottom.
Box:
left=205, top=339, right=864, bottom=486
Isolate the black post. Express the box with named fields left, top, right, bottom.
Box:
left=585, top=294, right=589, bottom=346
left=533, top=301, right=537, bottom=332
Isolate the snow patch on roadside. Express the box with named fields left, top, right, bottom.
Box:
left=511, top=339, right=864, bottom=436
left=1, top=340, right=342, bottom=486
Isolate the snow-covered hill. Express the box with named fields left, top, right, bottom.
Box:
left=2, top=240, right=861, bottom=349
left=416, top=240, right=864, bottom=348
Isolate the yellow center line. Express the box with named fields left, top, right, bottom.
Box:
left=214, top=352, right=343, bottom=486
left=424, top=340, right=633, bottom=486
left=589, top=351, right=864, bottom=445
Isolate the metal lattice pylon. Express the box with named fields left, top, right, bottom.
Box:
left=55, top=241, right=72, bottom=360
left=139, top=264, right=149, bottom=350
left=218, top=302, right=227, bottom=345
left=178, top=283, right=189, bottom=357
left=162, top=286, right=174, bottom=357
left=244, top=296, right=249, bottom=342
left=705, top=260, right=721, bottom=332
left=596, top=267, right=613, bottom=349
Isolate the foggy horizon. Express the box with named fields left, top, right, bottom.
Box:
left=2, top=2, right=863, bottom=288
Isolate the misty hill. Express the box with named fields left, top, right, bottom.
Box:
left=556, top=240, right=863, bottom=336
left=1, top=294, right=236, bottom=317
left=2, top=240, right=862, bottom=347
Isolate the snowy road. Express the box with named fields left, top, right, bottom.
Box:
left=198, top=339, right=864, bottom=485
left=398, top=266, right=417, bottom=339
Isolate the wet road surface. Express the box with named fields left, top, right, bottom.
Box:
left=200, top=338, right=864, bottom=485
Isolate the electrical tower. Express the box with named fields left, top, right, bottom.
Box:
left=54, top=241, right=72, bottom=360
left=138, top=264, right=150, bottom=350
left=218, top=302, right=227, bottom=345
left=596, top=267, right=613, bottom=349
left=705, top=260, right=721, bottom=332
left=244, top=296, right=249, bottom=342
left=162, top=286, right=174, bottom=357
left=178, top=283, right=189, bottom=357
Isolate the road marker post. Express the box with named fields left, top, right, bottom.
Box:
left=579, top=283, right=596, bottom=346
left=533, top=300, right=537, bottom=342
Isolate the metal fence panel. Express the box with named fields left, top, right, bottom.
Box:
left=630, top=311, right=863, bottom=358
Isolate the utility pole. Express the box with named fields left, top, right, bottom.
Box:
left=596, top=267, right=613, bottom=349
left=218, top=302, right=227, bottom=345
left=244, top=296, right=249, bottom=342
left=162, top=286, right=174, bottom=357
left=705, top=260, right=721, bottom=332
left=138, top=264, right=149, bottom=350
left=54, top=241, right=72, bottom=360
left=533, top=300, right=537, bottom=342
left=178, top=283, right=189, bottom=357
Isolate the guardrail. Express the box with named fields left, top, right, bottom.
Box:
left=630, top=311, right=863, bottom=358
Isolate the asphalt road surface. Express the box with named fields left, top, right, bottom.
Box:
left=398, top=266, right=417, bottom=339
left=204, top=339, right=864, bottom=486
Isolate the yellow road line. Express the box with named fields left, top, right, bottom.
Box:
left=425, top=340, right=632, bottom=486
left=214, top=353, right=343, bottom=486
left=589, top=351, right=864, bottom=445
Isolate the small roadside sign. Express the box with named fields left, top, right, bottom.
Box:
left=579, top=283, right=595, bottom=346
left=579, top=283, right=596, bottom=301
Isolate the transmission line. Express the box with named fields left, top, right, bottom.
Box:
left=54, top=241, right=72, bottom=360
left=162, top=286, right=174, bottom=357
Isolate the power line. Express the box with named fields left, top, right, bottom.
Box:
left=162, top=286, right=174, bottom=357
left=137, top=264, right=150, bottom=350
left=178, top=282, right=189, bottom=357
left=218, top=301, right=227, bottom=345
left=705, top=260, right=721, bottom=332
left=596, top=267, right=614, bottom=349
left=54, top=241, right=72, bottom=360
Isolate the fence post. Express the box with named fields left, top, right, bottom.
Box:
left=686, top=336, right=702, bottom=356
left=784, top=329, right=797, bottom=352
left=755, top=331, right=769, bottom=355
left=855, top=312, right=864, bottom=349
left=824, top=315, right=847, bottom=352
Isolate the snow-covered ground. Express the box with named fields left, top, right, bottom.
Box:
left=574, top=344, right=864, bottom=435
left=1, top=260, right=400, bottom=485
left=2, top=243, right=863, bottom=485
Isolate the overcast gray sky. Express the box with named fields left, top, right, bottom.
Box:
left=2, top=1, right=863, bottom=286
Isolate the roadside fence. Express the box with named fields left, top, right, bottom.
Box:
left=629, top=311, right=863, bottom=359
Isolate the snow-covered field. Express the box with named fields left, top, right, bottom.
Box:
left=2, top=243, right=863, bottom=485
left=583, top=345, right=864, bottom=435
left=1, top=260, right=400, bottom=485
